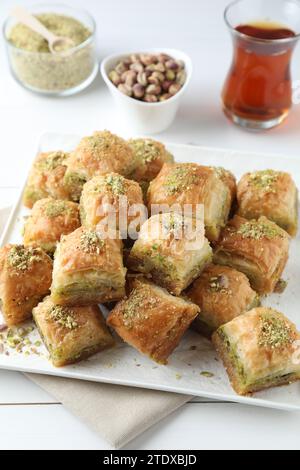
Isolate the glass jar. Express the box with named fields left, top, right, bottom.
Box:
left=3, top=4, right=98, bottom=96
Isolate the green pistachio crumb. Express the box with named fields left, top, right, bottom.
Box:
left=8, top=245, right=43, bottom=272
left=200, top=371, right=214, bottom=378
left=122, top=286, right=157, bottom=328
left=248, top=170, right=279, bottom=193
left=48, top=305, right=78, bottom=330
left=258, top=314, right=293, bottom=349
left=237, top=220, right=283, bottom=240
left=45, top=200, right=70, bottom=218
left=164, top=164, right=200, bottom=195
left=105, top=174, right=125, bottom=195
left=129, top=139, right=161, bottom=163
left=37, top=151, right=68, bottom=172
left=80, top=230, right=105, bottom=254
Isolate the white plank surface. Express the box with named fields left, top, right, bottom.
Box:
left=1, top=401, right=300, bottom=450
left=1, top=0, right=300, bottom=450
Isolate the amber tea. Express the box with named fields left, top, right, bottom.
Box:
left=222, top=21, right=297, bottom=129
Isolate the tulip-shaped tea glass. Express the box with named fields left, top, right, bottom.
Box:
left=222, top=0, right=300, bottom=130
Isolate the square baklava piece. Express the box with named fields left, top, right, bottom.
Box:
left=23, top=198, right=80, bottom=255
left=107, top=278, right=199, bottom=364
left=23, top=151, right=70, bottom=208
left=147, top=163, right=232, bottom=241
left=212, top=307, right=300, bottom=395
left=128, top=212, right=212, bottom=295
left=0, top=244, right=52, bottom=326
left=33, top=296, right=114, bottom=367
left=51, top=227, right=126, bottom=306
left=213, top=215, right=290, bottom=294
left=80, top=173, right=143, bottom=235
left=64, top=131, right=136, bottom=202
left=211, top=167, right=236, bottom=209
left=127, top=138, right=174, bottom=195
left=187, top=264, right=260, bottom=337
left=237, top=169, right=298, bottom=237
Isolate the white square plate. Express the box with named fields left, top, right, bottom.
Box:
left=1, top=132, right=300, bottom=411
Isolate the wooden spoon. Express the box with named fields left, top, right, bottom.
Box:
left=11, top=6, right=75, bottom=54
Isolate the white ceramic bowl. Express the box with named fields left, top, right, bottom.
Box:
left=100, top=48, right=192, bottom=134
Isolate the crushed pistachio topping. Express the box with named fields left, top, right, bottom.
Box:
left=105, top=174, right=125, bottom=195
left=248, top=170, right=279, bottom=193
left=211, top=167, right=228, bottom=179
left=48, top=305, right=78, bottom=330
left=129, top=139, right=161, bottom=163
left=8, top=245, right=42, bottom=272
left=83, top=131, right=129, bottom=160
left=80, top=230, right=105, bottom=254
left=45, top=200, right=70, bottom=218
left=200, top=371, right=214, bottom=378
left=237, top=220, right=283, bottom=240
left=208, top=275, right=231, bottom=294
left=164, top=164, right=200, bottom=195
left=258, top=314, right=293, bottom=349
left=37, top=151, right=68, bottom=172
left=123, top=287, right=158, bottom=328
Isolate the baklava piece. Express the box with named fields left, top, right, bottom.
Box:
left=128, top=212, right=212, bottom=295
left=23, top=198, right=80, bottom=255
left=23, top=151, right=70, bottom=208
left=51, top=227, right=126, bottom=306
left=212, top=307, right=300, bottom=395
left=213, top=215, right=290, bottom=294
left=0, top=244, right=52, bottom=326
left=107, top=278, right=199, bottom=364
left=33, top=296, right=114, bottom=367
left=211, top=167, right=236, bottom=206
left=128, top=138, right=174, bottom=191
left=80, top=173, right=143, bottom=235
left=147, top=163, right=232, bottom=241
left=187, top=264, right=260, bottom=337
left=237, top=170, right=298, bottom=237
left=64, top=131, right=136, bottom=202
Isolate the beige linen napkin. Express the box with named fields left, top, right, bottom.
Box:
left=0, top=205, right=190, bottom=449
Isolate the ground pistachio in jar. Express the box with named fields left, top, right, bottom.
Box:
left=6, top=13, right=96, bottom=93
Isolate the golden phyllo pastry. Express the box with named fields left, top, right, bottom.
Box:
left=80, top=173, right=143, bottom=234
left=128, top=212, right=212, bottom=295
left=64, top=131, right=136, bottom=202
left=23, top=198, right=80, bottom=255
left=128, top=138, right=174, bottom=191
left=107, top=278, right=199, bottom=364
left=51, top=227, right=126, bottom=306
left=23, top=151, right=70, bottom=208
left=212, top=307, right=300, bottom=395
left=213, top=215, right=290, bottom=294
left=237, top=169, right=298, bottom=237
left=0, top=244, right=52, bottom=326
left=187, top=264, right=260, bottom=337
left=147, top=163, right=232, bottom=242
left=210, top=167, right=236, bottom=206
left=33, top=296, right=114, bottom=367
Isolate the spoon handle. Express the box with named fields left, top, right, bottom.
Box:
left=10, top=6, right=57, bottom=44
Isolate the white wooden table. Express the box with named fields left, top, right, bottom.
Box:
left=1, top=0, right=300, bottom=450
